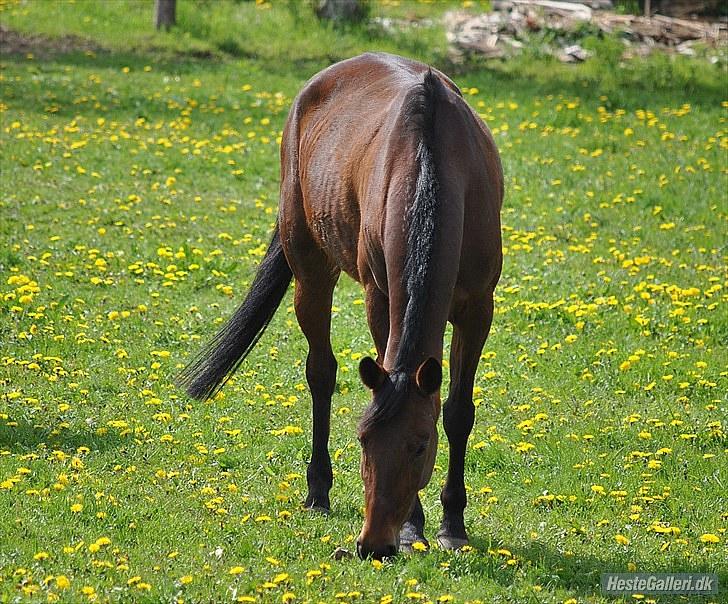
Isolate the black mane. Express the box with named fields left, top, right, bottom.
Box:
left=395, top=69, right=441, bottom=371
left=358, top=371, right=409, bottom=438
left=358, top=71, right=442, bottom=435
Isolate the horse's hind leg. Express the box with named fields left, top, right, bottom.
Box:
left=438, top=291, right=494, bottom=549
left=295, top=272, right=339, bottom=512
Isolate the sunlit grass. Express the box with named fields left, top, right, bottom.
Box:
left=1, top=1, right=726, bottom=603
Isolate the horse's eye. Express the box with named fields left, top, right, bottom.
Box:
left=414, top=443, right=427, bottom=457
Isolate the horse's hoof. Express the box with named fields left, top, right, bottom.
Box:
left=306, top=506, right=330, bottom=515
left=304, top=502, right=330, bottom=515
left=436, top=533, right=469, bottom=550
left=398, top=540, right=429, bottom=554
left=399, top=523, right=429, bottom=554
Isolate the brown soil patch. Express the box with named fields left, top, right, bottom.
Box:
left=0, top=24, right=106, bottom=57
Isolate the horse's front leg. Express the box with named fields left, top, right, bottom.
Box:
left=438, top=292, right=494, bottom=549
left=399, top=495, right=428, bottom=553
left=364, top=282, right=389, bottom=363
left=295, top=273, right=339, bottom=512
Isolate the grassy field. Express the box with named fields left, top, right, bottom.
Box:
left=1, top=1, right=726, bottom=602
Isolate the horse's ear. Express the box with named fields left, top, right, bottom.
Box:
left=359, top=357, right=387, bottom=391
left=415, top=357, right=442, bottom=396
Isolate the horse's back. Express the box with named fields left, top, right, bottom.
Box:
left=280, top=53, right=433, bottom=278
left=279, top=53, right=502, bottom=296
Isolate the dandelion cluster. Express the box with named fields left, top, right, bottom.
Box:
left=1, top=1, right=726, bottom=602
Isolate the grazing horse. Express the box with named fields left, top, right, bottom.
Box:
left=178, top=52, right=503, bottom=560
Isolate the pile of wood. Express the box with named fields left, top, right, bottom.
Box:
left=596, top=12, right=726, bottom=49
left=445, top=0, right=727, bottom=62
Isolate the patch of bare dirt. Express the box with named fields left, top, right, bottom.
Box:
left=0, top=24, right=106, bottom=57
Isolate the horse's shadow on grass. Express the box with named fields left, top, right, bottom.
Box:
left=462, top=533, right=727, bottom=599
left=314, top=502, right=612, bottom=598
left=467, top=533, right=613, bottom=594
left=0, top=417, right=122, bottom=455
left=320, top=507, right=726, bottom=601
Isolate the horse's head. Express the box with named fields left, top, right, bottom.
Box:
left=355, top=356, right=442, bottom=559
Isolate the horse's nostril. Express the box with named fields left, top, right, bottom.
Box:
left=370, top=544, right=397, bottom=560
left=356, top=538, right=397, bottom=560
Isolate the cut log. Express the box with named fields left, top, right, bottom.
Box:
left=596, top=13, right=726, bottom=45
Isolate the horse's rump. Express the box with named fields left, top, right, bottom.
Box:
left=280, top=52, right=502, bottom=370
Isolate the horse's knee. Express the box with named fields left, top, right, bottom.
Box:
left=443, top=396, right=475, bottom=443
left=306, top=352, right=337, bottom=398
left=440, top=481, right=466, bottom=510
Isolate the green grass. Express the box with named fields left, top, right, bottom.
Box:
left=1, top=1, right=726, bottom=603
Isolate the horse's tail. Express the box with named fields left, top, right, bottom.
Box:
left=177, top=225, right=292, bottom=400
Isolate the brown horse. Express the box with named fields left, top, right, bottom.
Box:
left=178, top=52, right=503, bottom=560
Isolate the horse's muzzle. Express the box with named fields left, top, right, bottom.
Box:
left=356, top=539, right=398, bottom=560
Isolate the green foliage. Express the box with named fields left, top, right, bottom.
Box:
left=613, top=0, right=642, bottom=15
left=581, top=34, right=623, bottom=68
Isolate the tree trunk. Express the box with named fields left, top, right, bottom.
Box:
left=315, top=0, right=367, bottom=24
left=155, top=0, right=176, bottom=31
